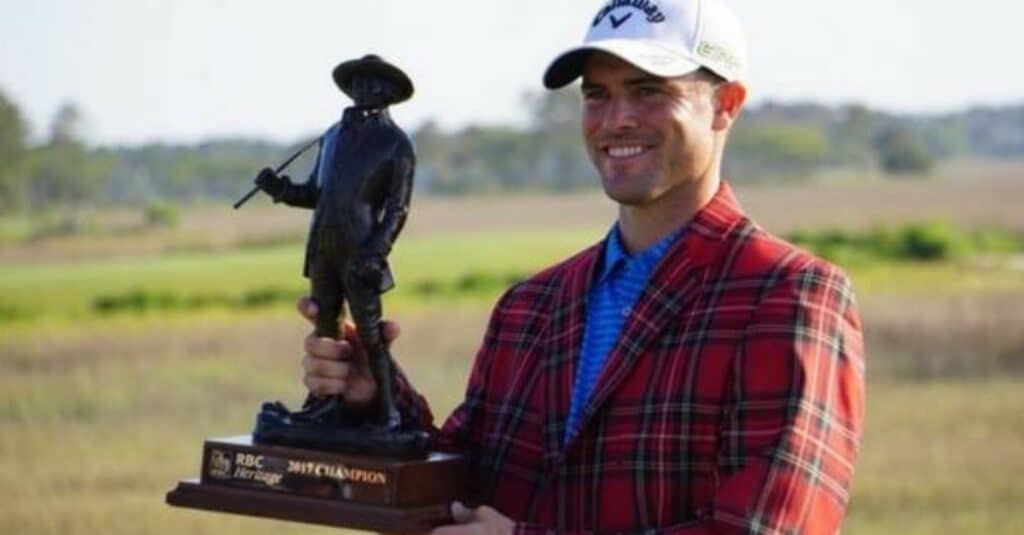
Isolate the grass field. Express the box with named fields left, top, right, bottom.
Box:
left=2, top=176, right=1023, bottom=533
left=3, top=225, right=1021, bottom=327
left=2, top=309, right=1022, bottom=534
left=0, top=229, right=603, bottom=323
left=3, top=168, right=1023, bottom=264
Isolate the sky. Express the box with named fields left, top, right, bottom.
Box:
left=2, top=0, right=1022, bottom=146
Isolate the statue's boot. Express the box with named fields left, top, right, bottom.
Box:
left=252, top=399, right=429, bottom=458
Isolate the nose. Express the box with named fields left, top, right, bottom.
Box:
left=602, top=95, right=639, bottom=131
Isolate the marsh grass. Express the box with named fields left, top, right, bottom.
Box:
left=2, top=177, right=1023, bottom=533
left=845, top=379, right=1024, bottom=534
left=863, top=292, right=1024, bottom=379
left=4, top=172, right=1024, bottom=264
left=2, top=307, right=1022, bottom=534
left=0, top=308, right=486, bottom=535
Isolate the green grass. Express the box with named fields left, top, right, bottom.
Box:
left=0, top=214, right=34, bottom=245
left=0, top=228, right=604, bottom=324
left=851, top=260, right=1024, bottom=296
left=2, top=226, right=1022, bottom=329
left=787, top=222, right=1024, bottom=264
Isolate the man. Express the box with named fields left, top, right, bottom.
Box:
left=300, top=1, right=865, bottom=533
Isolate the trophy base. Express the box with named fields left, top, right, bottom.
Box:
left=166, top=436, right=464, bottom=533
left=167, top=479, right=450, bottom=533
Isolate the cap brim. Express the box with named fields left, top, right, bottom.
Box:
left=543, top=39, right=702, bottom=89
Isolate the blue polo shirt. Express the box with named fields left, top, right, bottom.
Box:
left=564, top=224, right=684, bottom=444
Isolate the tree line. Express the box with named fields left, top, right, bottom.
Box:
left=2, top=86, right=1023, bottom=212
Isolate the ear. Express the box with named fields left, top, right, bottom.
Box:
left=712, top=81, right=747, bottom=131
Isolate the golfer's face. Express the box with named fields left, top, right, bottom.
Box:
left=581, top=53, right=719, bottom=208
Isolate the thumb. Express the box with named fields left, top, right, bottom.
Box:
left=296, top=296, right=318, bottom=324
left=381, top=320, right=401, bottom=346
left=450, top=501, right=475, bottom=524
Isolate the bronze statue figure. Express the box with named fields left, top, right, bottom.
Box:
left=168, top=56, right=461, bottom=531
left=249, top=54, right=427, bottom=457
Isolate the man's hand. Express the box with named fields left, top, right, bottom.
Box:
left=255, top=167, right=287, bottom=198
left=430, top=502, right=514, bottom=535
left=296, top=296, right=400, bottom=407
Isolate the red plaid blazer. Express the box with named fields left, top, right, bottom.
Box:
left=395, top=182, right=865, bottom=534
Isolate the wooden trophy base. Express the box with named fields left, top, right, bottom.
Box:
left=166, top=436, right=464, bottom=533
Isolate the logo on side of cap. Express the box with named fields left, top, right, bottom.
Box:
left=697, top=41, right=742, bottom=73
left=592, top=0, right=667, bottom=28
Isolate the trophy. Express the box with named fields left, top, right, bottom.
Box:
left=167, top=55, right=465, bottom=533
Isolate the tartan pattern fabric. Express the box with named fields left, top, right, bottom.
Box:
left=394, top=182, right=865, bottom=534
left=566, top=224, right=682, bottom=445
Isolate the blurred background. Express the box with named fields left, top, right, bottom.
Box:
left=1, top=1, right=1022, bottom=533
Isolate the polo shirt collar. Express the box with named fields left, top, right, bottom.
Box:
left=597, top=223, right=686, bottom=284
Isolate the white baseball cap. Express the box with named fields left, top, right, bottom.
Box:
left=543, top=0, right=748, bottom=89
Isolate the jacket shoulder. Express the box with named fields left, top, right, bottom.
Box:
left=497, top=242, right=600, bottom=310
left=724, top=218, right=853, bottom=293
left=315, top=123, right=340, bottom=148
left=396, top=131, right=414, bottom=156
left=521, top=242, right=599, bottom=287
left=389, top=123, right=414, bottom=153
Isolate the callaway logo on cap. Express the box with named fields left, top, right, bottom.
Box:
left=543, top=0, right=747, bottom=88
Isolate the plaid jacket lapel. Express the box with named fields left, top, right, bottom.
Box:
left=567, top=182, right=748, bottom=450
left=540, top=243, right=600, bottom=464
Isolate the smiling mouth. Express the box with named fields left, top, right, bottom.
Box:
left=602, top=144, right=652, bottom=160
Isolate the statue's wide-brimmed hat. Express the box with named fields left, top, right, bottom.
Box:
left=332, top=54, right=414, bottom=104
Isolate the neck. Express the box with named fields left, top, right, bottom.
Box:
left=616, top=152, right=723, bottom=254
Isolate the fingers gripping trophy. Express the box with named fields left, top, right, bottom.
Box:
left=249, top=55, right=427, bottom=456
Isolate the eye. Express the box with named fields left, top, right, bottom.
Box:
left=635, top=85, right=662, bottom=97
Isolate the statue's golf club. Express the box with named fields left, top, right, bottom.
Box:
left=233, top=136, right=321, bottom=209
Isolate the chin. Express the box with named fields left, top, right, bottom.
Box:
left=600, top=173, right=656, bottom=206
left=602, top=184, right=649, bottom=206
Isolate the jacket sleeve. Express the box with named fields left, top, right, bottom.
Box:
left=686, top=263, right=864, bottom=534
left=390, top=359, right=434, bottom=431
left=274, top=142, right=321, bottom=209
left=366, top=144, right=414, bottom=256
left=513, top=264, right=865, bottom=535
left=392, top=287, right=514, bottom=486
